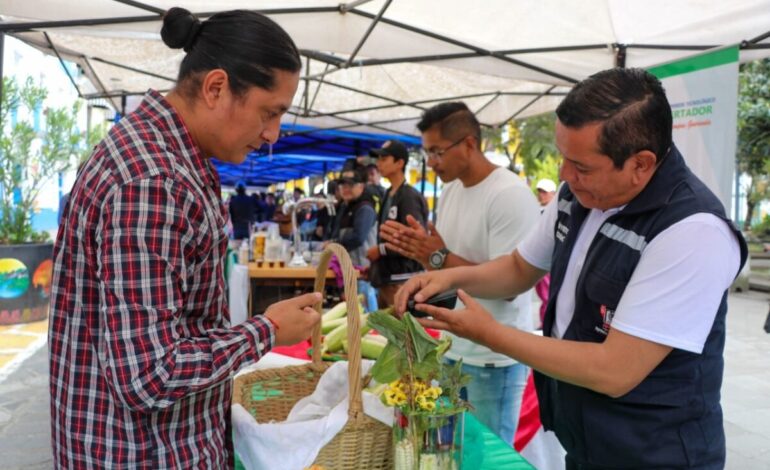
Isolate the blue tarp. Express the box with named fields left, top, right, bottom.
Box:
left=213, top=124, right=421, bottom=187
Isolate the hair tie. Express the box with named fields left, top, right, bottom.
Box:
left=183, top=21, right=202, bottom=53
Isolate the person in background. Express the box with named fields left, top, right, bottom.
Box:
left=49, top=8, right=321, bottom=468
left=396, top=68, right=746, bottom=469
left=314, top=181, right=338, bottom=241
left=380, top=102, right=540, bottom=443
left=229, top=181, right=256, bottom=239
left=327, top=161, right=379, bottom=310
left=293, top=187, right=305, bottom=202
left=366, top=140, right=429, bottom=307
left=263, top=192, right=277, bottom=221
left=535, top=178, right=557, bottom=206
left=251, top=191, right=265, bottom=223
left=534, top=177, right=557, bottom=328
left=366, top=161, right=387, bottom=203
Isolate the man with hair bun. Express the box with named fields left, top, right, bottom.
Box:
left=49, top=7, right=320, bottom=468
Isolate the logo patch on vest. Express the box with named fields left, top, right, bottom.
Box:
left=556, top=222, right=569, bottom=242
left=595, top=304, right=615, bottom=336
left=388, top=206, right=398, bottom=220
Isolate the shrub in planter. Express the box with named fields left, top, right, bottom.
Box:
left=0, top=77, right=82, bottom=324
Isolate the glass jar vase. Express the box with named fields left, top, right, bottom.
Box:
left=392, top=408, right=464, bottom=470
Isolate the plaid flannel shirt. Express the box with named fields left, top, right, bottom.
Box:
left=49, top=90, right=274, bottom=469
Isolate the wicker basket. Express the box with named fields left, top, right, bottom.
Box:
left=233, top=243, right=393, bottom=469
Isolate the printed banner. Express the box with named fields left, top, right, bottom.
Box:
left=649, top=46, right=740, bottom=212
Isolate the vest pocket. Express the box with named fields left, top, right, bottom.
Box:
left=583, top=270, right=626, bottom=309
left=580, top=271, right=626, bottom=340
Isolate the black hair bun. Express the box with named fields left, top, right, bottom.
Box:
left=161, top=7, right=201, bottom=51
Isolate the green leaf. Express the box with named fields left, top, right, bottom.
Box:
left=370, top=342, right=403, bottom=384
left=404, top=313, right=439, bottom=362
left=411, top=349, right=441, bottom=380
left=367, top=308, right=406, bottom=346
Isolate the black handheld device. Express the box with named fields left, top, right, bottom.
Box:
left=407, top=289, right=458, bottom=318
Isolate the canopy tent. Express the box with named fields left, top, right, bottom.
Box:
left=214, top=123, right=421, bottom=187
left=2, top=1, right=769, bottom=187
left=2, top=0, right=768, bottom=137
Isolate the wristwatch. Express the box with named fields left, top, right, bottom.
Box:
left=428, top=248, right=450, bottom=270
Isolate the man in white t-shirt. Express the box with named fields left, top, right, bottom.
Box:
left=380, top=102, right=540, bottom=444
left=393, top=68, right=747, bottom=469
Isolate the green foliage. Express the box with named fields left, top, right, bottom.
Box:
left=514, top=112, right=561, bottom=177
left=737, top=59, right=770, bottom=230
left=0, top=77, right=85, bottom=244
left=751, top=214, right=770, bottom=239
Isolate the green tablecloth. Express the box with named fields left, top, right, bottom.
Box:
left=234, top=412, right=533, bottom=469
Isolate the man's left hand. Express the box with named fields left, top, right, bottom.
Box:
left=380, top=215, right=444, bottom=267
left=414, top=289, right=497, bottom=345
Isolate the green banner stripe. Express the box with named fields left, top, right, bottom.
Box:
left=649, top=46, right=739, bottom=79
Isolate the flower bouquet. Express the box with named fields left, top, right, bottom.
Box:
left=367, top=310, right=471, bottom=470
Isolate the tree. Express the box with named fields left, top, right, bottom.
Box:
left=482, top=113, right=562, bottom=189
left=512, top=112, right=561, bottom=186
left=737, top=58, right=770, bottom=231
left=0, top=77, right=82, bottom=244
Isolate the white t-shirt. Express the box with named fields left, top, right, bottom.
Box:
left=437, top=167, right=540, bottom=366
left=518, top=192, right=741, bottom=353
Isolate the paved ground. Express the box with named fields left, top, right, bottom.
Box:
left=0, top=332, right=52, bottom=470
left=1, top=292, right=768, bottom=469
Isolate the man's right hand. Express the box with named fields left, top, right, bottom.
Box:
left=393, top=269, right=455, bottom=316
left=264, top=292, right=322, bottom=346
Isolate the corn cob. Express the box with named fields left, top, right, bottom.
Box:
left=321, top=322, right=347, bottom=354
left=320, top=300, right=347, bottom=323
left=360, top=336, right=386, bottom=359
left=321, top=317, right=346, bottom=334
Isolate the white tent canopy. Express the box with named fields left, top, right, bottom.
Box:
left=2, top=0, right=769, bottom=136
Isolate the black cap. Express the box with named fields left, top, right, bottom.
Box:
left=369, top=140, right=409, bottom=164
left=338, top=160, right=368, bottom=184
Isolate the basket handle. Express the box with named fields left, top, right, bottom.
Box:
left=311, top=243, right=365, bottom=419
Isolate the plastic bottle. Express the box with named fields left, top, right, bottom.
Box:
left=264, top=224, right=283, bottom=262
left=238, top=240, right=250, bottom=265
left=253, top=230, right=267, bottom=261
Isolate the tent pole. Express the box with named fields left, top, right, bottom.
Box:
left=91, top=57, right=175, bottom=82
left=475, top=92, right=501, bottom=115
left=0, top=7, right=340, bottom=33
left=615, top=44, right=627, bottom=68
left=344, top=0, right=392, bottom=68
left=420, top=159, right=426, bottom=196
left=356, top=44, right=607, bottom=67
left=44, top=32, right=82, bottom=97
left=308, top=63, right=330, bottom=113
left=349, top=9, right=579, bottom=84
left=502, top=85, right=557, bottom=123
left=303, top=56, right=310, bottom=116
left=111, top=0, right=165, bottom=15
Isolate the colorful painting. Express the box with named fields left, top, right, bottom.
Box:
left=0, top=258, right=30, bottom=299
left=32, top=259, right=53, bottom=297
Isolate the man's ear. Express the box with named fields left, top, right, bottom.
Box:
left=630, top=150, right=658, bottom=183
left=200, top=69, right=229, bottom=108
